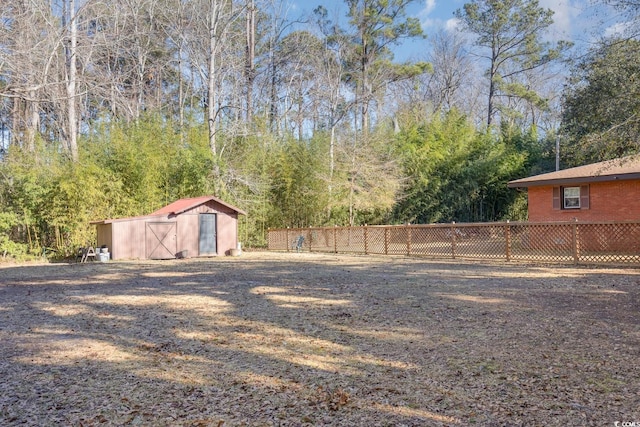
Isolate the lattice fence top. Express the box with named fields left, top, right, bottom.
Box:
left=268, top=222, right=640, bottom=265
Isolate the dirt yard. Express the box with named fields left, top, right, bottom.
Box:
left=1, top=252, right=639, bottom=426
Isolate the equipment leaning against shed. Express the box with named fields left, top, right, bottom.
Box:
left=76, top=246, right=96, bottom=263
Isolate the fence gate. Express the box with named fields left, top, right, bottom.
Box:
left=145, top=222, right=177, bottom=259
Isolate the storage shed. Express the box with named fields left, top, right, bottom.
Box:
left=92, top=196, right=246, bottom=260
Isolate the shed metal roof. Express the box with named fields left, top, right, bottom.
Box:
left=91, top=195, right=246, bottom=225
left=151, top=195, right=246, bottom=216
left=508, top=155, right=640, bottom=188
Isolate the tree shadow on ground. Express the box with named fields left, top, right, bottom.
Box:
left=1, top=253, right=639, bottom=426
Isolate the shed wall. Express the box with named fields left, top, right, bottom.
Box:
left=217, top=212, right=239, bottom=255
left=112, top=218, right=151, bottom=259
left=176, top=214, right=199, bottom=258
left=98, top=199, right=241, bottom=260
left=179, top=200, right=239, bottom=256
left=96, top=224, right=112, bottom=253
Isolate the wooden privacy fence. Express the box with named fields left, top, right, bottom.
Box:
left=267, top=221, right=640, bottom=265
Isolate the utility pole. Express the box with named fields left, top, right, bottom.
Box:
left=556, top=136, right=560, bottom=171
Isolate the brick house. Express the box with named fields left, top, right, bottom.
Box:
left=508, top=155, right=640, bottom=222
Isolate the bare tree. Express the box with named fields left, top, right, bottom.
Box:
left=179, top=0, right=244, bottom=167
left=426, top=30, right=475, bottom=113
left=0, top=1, right=54, bottom=151
left=63, top=0, right=79, bottom=161
left=250, top=0, right=302, bottom=134
left=245, top=0, right=256, bottom=125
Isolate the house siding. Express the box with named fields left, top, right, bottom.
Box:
left=528, top=179, right=640, bottom=222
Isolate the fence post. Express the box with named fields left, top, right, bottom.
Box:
left=309, top=226, right=313, bottom=252
left=333, top=226, right=338, bottom=253
left=364, top=225, right=369, bottom=255
left=451, top=222, right=457, bottom=259
left=286, top=228, right=290, bottom=252
left=406, top=224, right=412, bottom=255
left=505, top=221, right=511, bottom=262
left=572, top=220, right=580, bottom=264
left=384, top=227, right=389, bottom=255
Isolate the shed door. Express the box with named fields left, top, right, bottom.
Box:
left=199, top=214, right=217, bottom=255
left=146, top=222, right=177, bottom=259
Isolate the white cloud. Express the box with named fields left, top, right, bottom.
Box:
left=604, top=21, right=633, bottom=38
left=445, top=17, right=460, bottom=32
left=418, top=0, right=448, bottom=31
left=418, top=0, right=438, bottom=29
left=538, top=0, right=585, bottom=40
left=424, top=0, right=436, bottom=15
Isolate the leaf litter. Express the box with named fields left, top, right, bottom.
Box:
left=0, top=252, right=638, bottom=426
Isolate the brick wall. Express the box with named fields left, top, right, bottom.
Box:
left=527, top=179, right=640, bottom=222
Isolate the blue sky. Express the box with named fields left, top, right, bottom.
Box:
left=289, top=0, right=627, bottom=60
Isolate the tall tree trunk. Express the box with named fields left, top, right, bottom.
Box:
left=487, top=59, right=497, bottom=127
left=245, top=0, right=255, bottom=125
left=178, top=45, right=185, bottom=143
left=296, top=88, right=304, bottom=141
left=25, top=94, right=39, bottom=152
left=360, top=34, right=369, bottom=136
left=65, top=0, right=79, bottom=161
left=269, top=49, right=278, bottom=132
left=11, top=98, right=19, bottom=148
left=348, top=166, right=356, bottom=226
left=327, top=121, right=336, bottom=219
left=208, top=0, right=223, bottom=160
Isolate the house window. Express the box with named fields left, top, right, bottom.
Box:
left=552, top=185, right=590, bottom=210
left=563, top=187, right=581, bottom=209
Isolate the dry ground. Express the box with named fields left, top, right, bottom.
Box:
left=0, top=252, right=639, bottom=426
